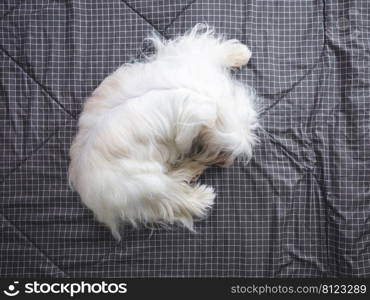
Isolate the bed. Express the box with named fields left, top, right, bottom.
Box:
left=1, top=0, right=369, bottom=277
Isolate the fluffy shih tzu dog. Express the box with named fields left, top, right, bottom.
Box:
left=69, top=24, right=258, bottom=239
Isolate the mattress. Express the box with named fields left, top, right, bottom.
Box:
left=1, top=0, right=369, bottom=277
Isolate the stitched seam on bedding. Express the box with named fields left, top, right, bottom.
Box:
left=120, top=0, right=163, bottom=34
left=259, top=46, right=327, bottom=117
left=162, top=0, right=198, bottom=33
left=120, top=0, right=197, bottom=38
left=0, top=213, right=69, bottom=277
left=0, top=129, right=60, bottom=185
left=0, top=46, right=77, bottom=121
left=0, top=46, right=73, bottom=182
left=259, top=0, right=327, bottom=117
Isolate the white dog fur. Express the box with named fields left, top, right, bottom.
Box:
left=69, top=24, right=258, bottom=239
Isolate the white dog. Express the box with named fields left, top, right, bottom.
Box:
left=69, top=25, right=258, bottom=239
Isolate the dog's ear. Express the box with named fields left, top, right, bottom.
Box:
left=175, top=95, right=217, bottom=154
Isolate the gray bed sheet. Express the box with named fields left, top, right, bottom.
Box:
left=1, top=0, right=369, bottom=277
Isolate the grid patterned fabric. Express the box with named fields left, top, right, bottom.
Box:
left=1, top=0, right=369, bottom=277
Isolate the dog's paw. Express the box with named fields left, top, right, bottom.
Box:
left=223, top=42, right=252, bottom=68
left=192, top=184, right=215, bottom=211
left=173, top=184, right=215, bottom=230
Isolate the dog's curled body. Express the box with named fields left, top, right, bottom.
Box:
left=69, top=25, right=258, bottom=239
